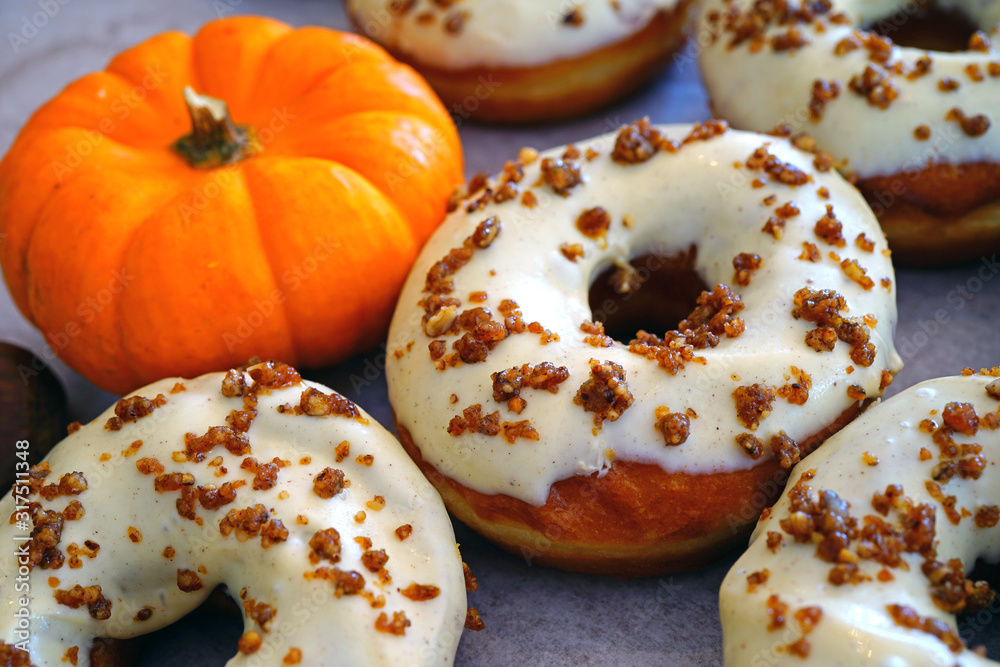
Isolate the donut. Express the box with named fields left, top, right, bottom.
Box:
left=344, top=0, right=695, bottom=123
left=720, top=369, right=1000, bottom=665
left=385, top=119, right=903, bottom=577
left=0, top=361, right=469, bottom=666
left=698, top=0, right=1000, bottom=265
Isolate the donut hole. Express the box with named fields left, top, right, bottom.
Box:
left=863, top=3, right=980, bottom=52
left=587, top=247, right=709, bottom=345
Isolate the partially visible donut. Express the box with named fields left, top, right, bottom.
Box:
left=720, top=369, right=1000, bottom=665
left=386, top=119, right=902, bottom=577
left=0, top=361, right=467, bottom=666
left=344, top=0, right=695, bottom=123
left=698, top=0, right=1000, bottom=265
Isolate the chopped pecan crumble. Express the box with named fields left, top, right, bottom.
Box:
left=574, top=360, right=634, bottom=428
left=539, top=157, right=582, bottom=196
left=654, top=407, right=691, bottom=446
left=54, top=584, right=111, bottom=620
left=733, top=383, right=776, bottom=431
left=105, top=394, right=167, bottom=431
left=576, top=207, right=611, bottom=239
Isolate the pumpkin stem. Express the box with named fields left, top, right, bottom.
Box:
left=173, top=86, right=258, bottom=168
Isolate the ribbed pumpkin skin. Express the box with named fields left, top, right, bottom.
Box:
left=0, top=17, right=463, bottom=395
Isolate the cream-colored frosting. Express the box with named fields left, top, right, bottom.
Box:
left=386, top=122, right=902, bottom=507
left=699, top=0, right=1000, bottom=178
left=0, top=366, right=466, bottom=666
left=720, top=373, right=1000, bottom=666
left=345, top=0, right=680, bottom=68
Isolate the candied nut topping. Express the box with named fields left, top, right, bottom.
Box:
left=308, top=528, right=342, bottom=565
left=313, top=468, right=346, bottom=499
left=809, top=79, right=840, bottom=119
left=539, top=157, right=582, bottom=196
left=448, top=404, right=501, bottom=437
left=733, top=383, right=776, bottom=431
left=260, top=519, right=288, bottom=548
left=770, top=432, right=801, bottom=469
left=733, top=252, right=764, bottom=286
left=135, top=458, right=165, bottom=475
left=814, top=205, right=845, bottom=246
left=766, top=531, right=784, bottom=552
left=154, top=472, right=195, bottom=493
left=177, top=569, right=203, bottom=593
left=453, top=320, right=507, bottom=364
left=848, top=64, right=898, bottom=108
left=792, top=287, right=876, bottom=366
left=54, top=584, right=111, bottom=620
left=778, top=366, right=812, bottom=405
left=105, top=393, right=167, bottom=431
left=237, top=631, right=263, bottom=655
left=221, top=369, right=246, bottom=397
left=799, top=242, right=821, bottom=262
left=886, top=604, right=963, bottom=653
left=251, top=462, right=279, bottom=491
left=375, top=610, right=411, bottom=635
left=500, top=420, right=540, bottom=444
left=747, top=569, right=770, bottom=592
left=297, top=388, right=362, bottom=419
left=184, top=426, right=250, bottom=462
left=654, top=407, right=691, bottom=446
left=219, top=504, right=270, bottom=540
left=611, top=118, right=677, bottom=164
left=942, top=402, right=979, bottom=436
left=560, top=243, right=585, bottom=262
left=975, top=506, right=999, bottom=528
left=627, top=283, right=745, bottom=375
left=400, top=583, right=441, bottom=601
left=855, top=233, right=876, bottom=252
left=745, top=146, right=811, bottom=186
left=841, top=259, right=874, bottom=290
left=491, top=362, right=570, bottom=409
left=305, top=567, right=366, bottom=597
left=737, top=433, right=765, bottom=459
left=580, top=320, right=614, bottom=348
left=465, top=607, right=486, bottom=631
left=243, top=598, right=277, bottom=631
left=766, top=594, right=788, bottom=631
left=361, top=548, right=389, bottom=573
left=396, top=524, right=413, bottom=541
left=284, top=648, right=303, bottom=665
left=946, top=108, right=991, bottom=137
left=248, top=361, right=301, bottom=389
left=574, top=360, right=634, bottom=428
left=938, top=77, right=960, bottom=92
left=575, top=207, right=611, bottom=239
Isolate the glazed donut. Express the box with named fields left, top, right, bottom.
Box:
left=698, top=0, right=1000, bottom=265
left=720, top=369, right=1000, bottom=665
left=385, top=119, right=902, bottom=577
left=0, top=361, right=468, bottom=666
left=344, top=0, right=695, bottom=123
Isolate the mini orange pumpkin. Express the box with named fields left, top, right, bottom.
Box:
left=0, top=16, right=463, bottom=395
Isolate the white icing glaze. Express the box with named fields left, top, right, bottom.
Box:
left=699, top=0, right=1000, bottom=178
left=345, top=0, right=679, bottom=68
left=386, top=122, right=902, bottom=507
left=0, top=366, right=466, bottom=666
left=720, top=373, right=1000, bottom=666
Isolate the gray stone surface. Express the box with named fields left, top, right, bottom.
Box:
left=0, top=1, right=997, bottom=665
